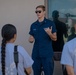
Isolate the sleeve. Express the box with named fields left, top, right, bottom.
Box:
left=51, top=21, right=57, bottom=33
left=60, top=44, right=73, bottom=67
left=18, top=46, right=34, bottom=68
left=23, top=51, right=34, bottom=68
left=29, top=24, right=34, bottom=36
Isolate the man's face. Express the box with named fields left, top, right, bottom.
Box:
left=35, top=8, right=45, bottom=19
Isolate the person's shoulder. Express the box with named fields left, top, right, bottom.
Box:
left=45, top=18, right=55, bottom=26
left=66, top=38, right=76, bottom=47
left=45, top=18, right=53, bottom=23
left=31, top=20, right=38, bottom=26
left=68, top=38, right=76, bottom=43
left=17, top=45, right=26, bottom=52
left=17, top=45, right=29, bottom=55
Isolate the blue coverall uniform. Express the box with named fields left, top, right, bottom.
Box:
left=29, top=18, right=56, bottom=75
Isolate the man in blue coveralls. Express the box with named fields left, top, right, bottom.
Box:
left=29, top=5, right=57, bottom=75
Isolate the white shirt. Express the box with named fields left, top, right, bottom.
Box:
left=0, top=43, right=33, bottom=75
left=61, top=38, right=76, bottom=74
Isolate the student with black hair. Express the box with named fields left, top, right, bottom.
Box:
left=0, top=24, right=33, bottom=75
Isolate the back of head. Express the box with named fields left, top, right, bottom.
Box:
left=52, top=10, right=59, bottom=20
left=1, top=24, right=17, bottom=75
left=1, top=24, right=17, bottom=41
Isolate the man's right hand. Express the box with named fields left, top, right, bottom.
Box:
left=28, top=35, right=34, bottom=43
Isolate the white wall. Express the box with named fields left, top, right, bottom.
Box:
left=0, top=0, right=44, bottom=55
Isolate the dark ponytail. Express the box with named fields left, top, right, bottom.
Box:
left=1, top=38, right=6, bottom=75
left=1, top=24, right=17, bottom=75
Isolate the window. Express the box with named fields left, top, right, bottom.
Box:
left=45, top=0, right=76, bottom=41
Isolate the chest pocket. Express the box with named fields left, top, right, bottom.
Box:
left=33, top=28, right=37, bottom=34
left=33, top=28, right=38, bottom=38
